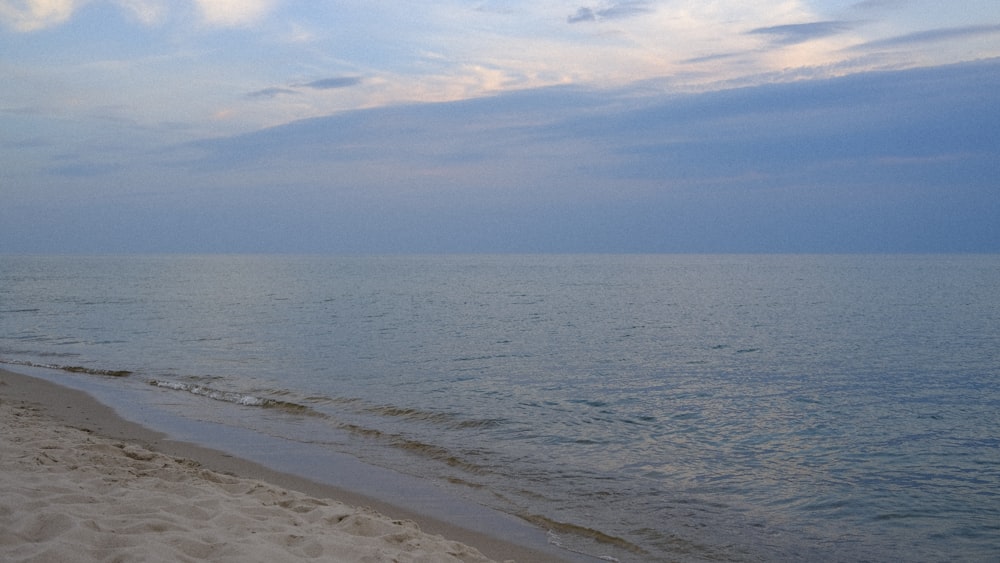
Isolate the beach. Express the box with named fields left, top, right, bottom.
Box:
left=0, top=368, right=565, bottom=562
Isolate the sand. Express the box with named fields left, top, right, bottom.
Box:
left=0, top=369, right=565, bottom=562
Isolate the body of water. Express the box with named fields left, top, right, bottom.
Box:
left=2, top=254, right=998, bottom=561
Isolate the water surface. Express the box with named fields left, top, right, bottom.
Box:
left=2, top=254, right=998, bottom=561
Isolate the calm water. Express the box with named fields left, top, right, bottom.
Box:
left=2, top=254, right=998, bottom=561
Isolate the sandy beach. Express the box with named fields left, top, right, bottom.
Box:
left=0, top=369, right=565, bottom=562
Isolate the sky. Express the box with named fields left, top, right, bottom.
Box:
left=1, top=0, right=998, bottom=253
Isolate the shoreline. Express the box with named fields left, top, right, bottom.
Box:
left=0, top=367, right=572, bottom=562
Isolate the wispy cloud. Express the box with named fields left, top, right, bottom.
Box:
left=140, top=59, right=1000, bottom=253
left=3, top=0, right=999, bottom=156
left=193, top=0, right=275, bottom=27
left=567, top=1, right=652, bottom=24
left=851, top=23, right=1000, bottom=50
left=681, top=52, right=742, bottom=65
left=747, top=21, right=856, bottom=46
left=298, top=77, right=364, bottom=90
left=247, top=87, right=299, bottom=99
left=0, top=0, right=80, bottom=32
left=0, top=0, right=276, bottom=31
left=247, top=77, right=362, bottom=100
left=114, top=0, right=167, bottom=26
left=851, top=0, right=907, bottom=10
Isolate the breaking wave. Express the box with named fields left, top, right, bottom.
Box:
left=148, top=380, right=318, bottom=415
left=0, top=358, right=131, bottom=377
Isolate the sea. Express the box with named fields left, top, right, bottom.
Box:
left=1, top=254, right=998, bottom=562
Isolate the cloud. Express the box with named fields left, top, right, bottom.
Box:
left=851, top=0, right=906, bottom=10
left=851, top=23, right=1000, bottom=50
left=747, top=21, right=856, bottom=45
left=244, top=76, right=361, bottom=102
left=114, top=0, right=165, bottom=25
left=282, top=22, right=314, bottom=43
left=193, top=0, right=275, bottom=27
left=247, top=87, right=299, bottom=99
left=0, top=0, right=272, bottom=30
left=567, top=7, right=595, bottom=23
left=7, top=59, right=1000, bottom=253
left=298, top=77, right=364, bottom=90
left=567, top=1, right=652, bottom=24
left=189, top=58, right=1000, bottom=189
left=0, top=0, right=79, bottom=31
left=681, top=52, right=742, bottom=65
left=200, top=60, right=999, bottom=252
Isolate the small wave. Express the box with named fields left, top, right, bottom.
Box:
left=148, top=380, right=318, bottom=415
left=302, top=394, right=365, bottom=408
left=569, top=398, right=610, bottom=408
left=445, top=476, right=486, bottom=489
left=391, top=437, right=489, bottom=474
left=365, top=404, right=456, bottom=424
left=0, top=349, right=79, bottom=359
left=151, top=379, right=495, bottom=477
left=520, top=512, right=645, bottom=558
left=453, top=418, right=504, bottom=429
left=0, top=358, right=131, bottom=377
left=60, top=365, right=132, bottom=377
left=338, top=422, right=491, bottom=475
left=363, top=404, right=503, bottom=430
